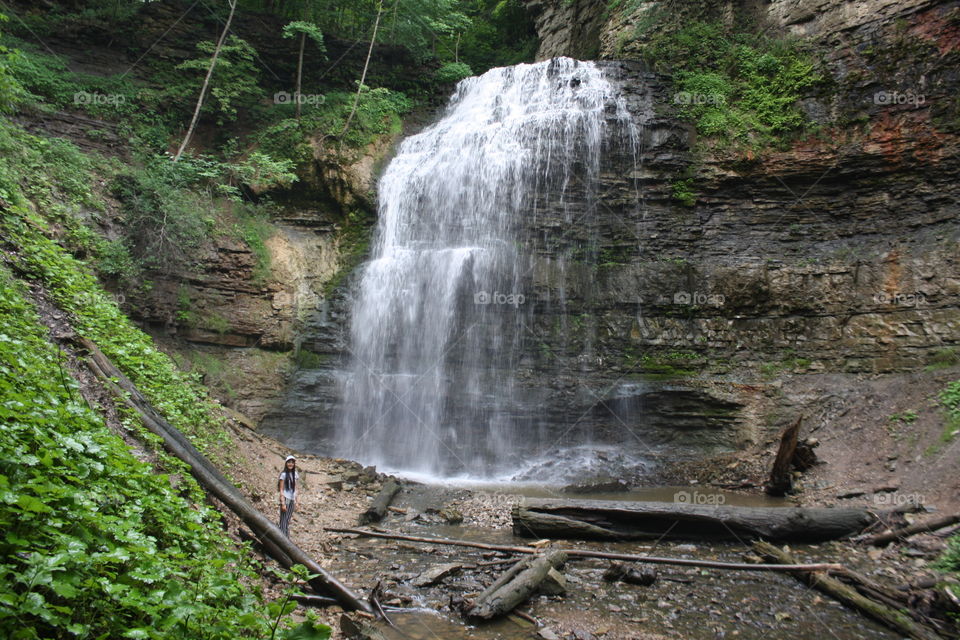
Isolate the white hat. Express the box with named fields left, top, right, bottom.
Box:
left=284, top=455, right=296, bottom=462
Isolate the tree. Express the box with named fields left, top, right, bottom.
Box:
left=0, top=14, right=25, bottom=114
left=281, top=20, right=325, bottom=120
left=174, top=0, right=238, bottom=162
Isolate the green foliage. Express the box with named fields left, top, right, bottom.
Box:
left=0, top=120, right=328, bottom=636
left=0, top=267, right=330, bottom=639
left=941, top=380, right=960, bottom=417
left=223, top=152, right=299, bottom=196
left=642, top=20, right=821, bottom=145
left=435, top=61, right=473, bottom=84
left=259, top=86, right=412, bottom=161
left=452, top=0, right=538, bottom=70
left=1, top=35, right=137, bottom=118
left=0, top=15, right=26, bottom=113
left=926, top=347, right=960, bottom=371
left=937, top=380, right=960, bottom=449
left=937, top=535, right=960, bottom=597
left=294, top=349, right=326, bottom=369
left=671, top=178, right=696, bottom=206
left=231, top=203, right=276, bottom=285
left=323, top=209, right=376, bottom=296
left=888, top=410, right=918, bottom=424
left=282, top=20, right=326, bottom=52
left=111, top=156, right=213, bottom=274
left=173, top=36, right=261, bottom=125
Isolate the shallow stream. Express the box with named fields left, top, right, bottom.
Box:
left=323, top=484, right=902, bottom=640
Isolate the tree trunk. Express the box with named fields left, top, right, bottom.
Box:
left=513, top=499, right=878, bottom=543
left=766, top=416, right=802, bottom=495
left=359, top=479, right=401, bottom=525
left=80, top=338, right=370, bottom=613
left=753, top=541, right=944, bottom=640
left=467, top=551, right=568, bottom=620
left=174, top=0, right=237, bottom=161
left=295, top=30, right=305, bottom=120
left=339, top=3, right=382, bottom=147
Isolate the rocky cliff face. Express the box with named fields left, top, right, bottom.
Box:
left=263, top=1, right=959, bottom=472
left=132, top=139, right=388, bottom=424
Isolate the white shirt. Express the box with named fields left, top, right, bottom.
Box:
left=278, top=471, right=299, bottom=501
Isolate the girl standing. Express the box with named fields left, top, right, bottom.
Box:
left=278, top=455, right=298, bottom=536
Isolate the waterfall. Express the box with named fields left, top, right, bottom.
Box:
left=337, top=57, right=639, bottom=480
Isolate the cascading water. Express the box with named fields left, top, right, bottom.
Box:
left=337, top=57, right=640, bottom=480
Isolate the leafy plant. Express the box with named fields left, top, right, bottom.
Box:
left=258, top=86, right=413, bottom=161
left=173, top=36, right=261, bottom=125
left=435, top=61, right=473, bottom=84
left=642, top=20, right=821, bottom=145
left=0, top=265, right=329, bottom=639
left=0, top=15, right=26, bottom=113
left=231, top=202, right=276, bottom=285
left=671, top=178, right=696, bottom=206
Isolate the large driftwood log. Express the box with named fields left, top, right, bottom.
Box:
left=513, top=499, right=878, bottom=542
left=468, top=551, right=568, bottom=620
left=81, top=338, right=370, bottom=613
left=753, top=541, right=943, bottom=640
left=359, top=479, right=401, bottom=525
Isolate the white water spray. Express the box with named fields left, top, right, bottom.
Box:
left=337, top=57, right=639, bottom=479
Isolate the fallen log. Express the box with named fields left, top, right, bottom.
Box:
left=767, top=416, right=803, bottom=495
left=292, top=594, right=340, bottom=608
left=81, top=338, right=370, bottom=613
left=753, top=541, right=944, bottom=640
left=468, top=551, right=568, bottom=620
left=325, top=527, right=842, bottom=572
left=513, top=499, right=878, bottom=542
left=603, top=562, right=657, bottom=586
left=861, top=514, right=960, bottom=547
left=360, top=479, right=401, bottom=525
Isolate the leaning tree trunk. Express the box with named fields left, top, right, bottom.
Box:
left=513, top=499, right=879, bottom=543
left=339, top=4, right=381, bottom=146
left=174, top=0, right=237, bottom=161
left=754, top=541, right=944, bottom=640
left=295, top=30, right=305, bottom=120
left=80, top=338, right=369, bottom=613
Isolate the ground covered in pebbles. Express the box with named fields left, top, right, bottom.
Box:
left=216, top=421, right=957, bottom=640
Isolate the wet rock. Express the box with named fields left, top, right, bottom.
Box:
left=412, top=563, right=462, bottom=587
left=538, top=629, right=561, bottom=640
left=426, top=506, right=464, bottom=524
left=539, top=568, right=567, bottom=595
